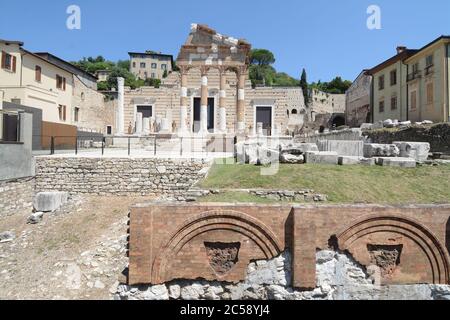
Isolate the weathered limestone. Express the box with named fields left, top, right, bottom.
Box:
left=199, top=67, right=209, bottom=136
left=135, top=112, right=143, bottom=135
left=318, top=140, right=364, bottom=157
left=377, top=157, right=417, bottom=168
left=117, top=77, right=125, bottom=135
left=33, top=192, right=69, bottom=212
left=305, top=151, right=339, bottom=165
left=363, top=144, right=400, bottom=158
left=393, top=142, right=430, bottom=162
left=117, top=249, right=450, bottom=300
left=0, top=177, right=34, bottom=218
left=27, top=212, right=44, bottom=224
left=257, top=147, right=279, bottom=166
left=0, top=231, right=15, bottom=243
left=280, top=153, right=304, bottom=164
left=338, top=156, right=362, bottom=165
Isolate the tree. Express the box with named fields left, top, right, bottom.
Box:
left=250, top=49, right=276, bottom=66
left=300, top=68, right=309, bottom=105
left=117, top=60, right=130, bottom=70
left=310, top=76, right=352, bottom=94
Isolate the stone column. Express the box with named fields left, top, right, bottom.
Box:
left=219, top=67, right=227, bottom=133
left=135, top=112, right=143, bottom=135
left=236, top=67, right=247, bottom=133
left=179, top=66, right=189, bottom=136
left=199, top=66, right=209, bottom=136
left=117, top=77, right=125, bottom=135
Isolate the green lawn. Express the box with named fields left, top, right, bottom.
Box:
left=198, top=162, right=450, bottom=204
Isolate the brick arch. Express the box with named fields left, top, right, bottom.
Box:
left=151, top=210, right=283, bottom=284
left=336, top=214, right=450, bottom=284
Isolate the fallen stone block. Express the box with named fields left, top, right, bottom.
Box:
left=364, top=144, right=400, bottom=158
left=393, top=142, right=430, bottom=162
left=360, top=123, right=374, bottom=131
left=27, top=212, right=44, bottom=224
left=359, top=158, right=377, bottom=166
left=378, top=157, right=417, bottom=168
left=257, top=147, right=280, bottom=166
left=33, top=192, right=69, bottom=212
left=338, top=156, right=362, bottom=165
left=305, top=152, right=339, bottom=165
left=318, top=140, right=364, bottom=157
left=280, top=153, right=304, bottom=164
left=0, top=231, right=15, bottom=243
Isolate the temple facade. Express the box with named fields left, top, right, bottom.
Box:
left=117, top=24, right=307, bottom=137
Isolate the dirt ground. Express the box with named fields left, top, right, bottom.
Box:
left=0, top=195, right=154, bottom=300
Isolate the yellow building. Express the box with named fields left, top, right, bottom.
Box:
left=368, top=36, right=450, bottom=124
left=1, top=39, right=74, bottom=124
left=129, top=51, right=174, bottom=80
left=405, top=36, right=450, bottom=123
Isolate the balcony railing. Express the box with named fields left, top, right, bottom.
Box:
left=425, top=64, right=434, bottom=76
left=0, top=109, right=20, bottom=143
left=407, top=70, right=422, bottom=82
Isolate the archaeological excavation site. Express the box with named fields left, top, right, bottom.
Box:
left=1, top=3, right=450, bottom=306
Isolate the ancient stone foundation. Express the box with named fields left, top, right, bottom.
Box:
left=0, top=177, right=35, bottom=218
left=34, top=157, right=210, bottom=197
left=127, top=203, right=450, bottom=300
left=118, top=250, right=450, bottom=300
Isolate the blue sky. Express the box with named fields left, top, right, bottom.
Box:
left=1, top=0, right=449, bottom=82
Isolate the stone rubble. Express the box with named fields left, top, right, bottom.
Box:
left=116, top=250, right=450, bottom=301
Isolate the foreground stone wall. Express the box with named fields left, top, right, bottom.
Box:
left=118, top=250, right=450, bottom=300
left=364, top=123, right=450, bottom=153
left=0, top=177, right=34, bottom=218
left=34, top=157, right=210, bottom=197
left=128, top=203, right=450, bottom=290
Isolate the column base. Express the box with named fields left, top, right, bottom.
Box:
left=236, top=122, right=245, bottom=134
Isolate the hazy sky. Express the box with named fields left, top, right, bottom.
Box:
left=1, top=0, right=449, bottom=82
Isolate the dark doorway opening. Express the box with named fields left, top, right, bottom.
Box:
left=193, top=97, right=215, bottom=133
left=256, top=106, right=272, bottom=136
left=331, top=115, right=345, bottom=128
left=136, top=105, right=153, bottom=118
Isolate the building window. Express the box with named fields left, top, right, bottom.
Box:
left=35, top=65, right=42, bottom=82
left=378, top=75, right=385, bottom=90
left=379, top=100, right=385, bottom=113
left=151, top=63, right=157, bottom=69
left=140, top=62, right=146, bottom=68
left=1, top=51, right=16, bottom=72
left=161, top=64, right=167, bottom=70
left=74, top=107, right=80, bottom=122
left=144, top=71, right=148, bottom=79
left=56, top=75, right=66, bottom=90
left=291, top=109, right=298, bottom=115
left=391, top=96, right=397, bottom=110
left=412, top=63, right=419, bottom=74
left=390, top=70, right=397, bottom=86
left=106, top=125, right=113, bottom=135
left=11, top=98, right=21, bottom=105
left=410, top=91, right=417, bottom=110
left=132, top=62, right=136, bottom=68
left=151, top=73, right=155, bottom=79
left=58, top=105, right=67, bottom=121
left=81, top=92, right=85, bottom=101
left=426, top=55, right=434, bottom=67
left=426, top=82, right=434, bottom=104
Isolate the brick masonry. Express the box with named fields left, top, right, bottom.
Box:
left=34, top=157, right=210, bottom=197
left=0, top=177, right=34, bottom=218
left=129, top=203, right=450, bottom=289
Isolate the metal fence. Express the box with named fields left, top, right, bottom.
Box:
left=32, top=134, right=237, bottom=158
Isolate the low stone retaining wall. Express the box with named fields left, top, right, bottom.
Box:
left=364, top=123, right=450, bottom=154
left=0, top=177, right=35, bottom=218
left=34, top=157, right=210, bottom=197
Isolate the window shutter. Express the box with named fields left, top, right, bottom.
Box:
left=63, top=105, right=66, bottom=121
left=63, top=77, right=66, bottom=91
left=12, top=56, right=17, bottom=72
left=1, top=52, right=5, bottom=69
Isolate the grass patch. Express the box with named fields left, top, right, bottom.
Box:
left=198, top=162, right=450, bottom=204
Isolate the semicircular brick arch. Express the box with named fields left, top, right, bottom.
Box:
left=151, top=209, right=283, bottom=284
left=336, top=214, right=450, bottom=284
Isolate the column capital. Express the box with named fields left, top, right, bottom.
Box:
left=200, top=65, right=210, bottom=77
left=237, top=65, right=248, bottom=77
left=179, top=65, right=191, bottom=76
